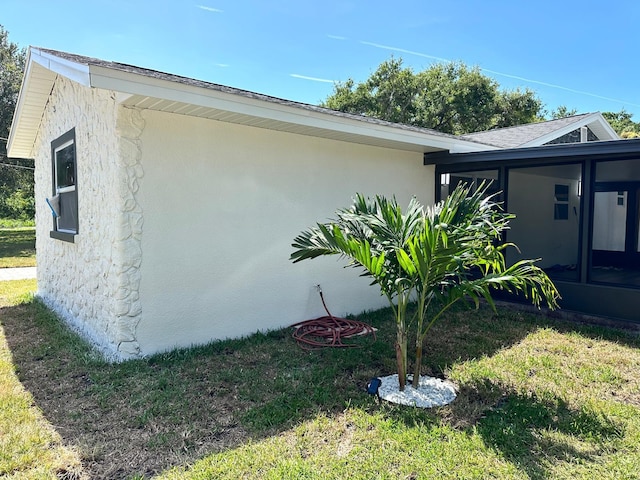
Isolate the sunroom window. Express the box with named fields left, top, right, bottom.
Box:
left=507, top=164, right=582, bottom=282
left=591, top=159, right=640, bottom=287
left=439, top=169, right=500, bottom=201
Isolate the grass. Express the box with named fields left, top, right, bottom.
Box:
left=0, top=227, right=36, bottom=268
left=1, top=280, right=640, bottom=478
left=0, top=280, right=83, bottom=478
left=0, top=218, right=35, bottom=229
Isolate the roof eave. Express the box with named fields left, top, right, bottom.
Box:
left=589, top=113, right=620, bottom=140
left=7, top=47, right=91, bottom=159
left=31, top=47, right=91, bottom=86
left=9, top=47, right=495, bottom=157
left=89, top=63, right=489, bottom=154
left=424, top=138, right=640, bottom=167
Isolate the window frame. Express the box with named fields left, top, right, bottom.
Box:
left=50, top=128, right=78, bottom=242
left=554, top=184, right=570, bottom=220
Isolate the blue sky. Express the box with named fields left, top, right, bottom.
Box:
left=3, top=0, right=640, bottom=121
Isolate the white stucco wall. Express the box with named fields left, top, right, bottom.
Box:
left=33, top=77, right=145, bottom=359
left=135, top=110, right=434, bottom=356
left=32, top=79, right=435, bottom=359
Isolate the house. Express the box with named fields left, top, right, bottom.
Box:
left=7, top=47, right=489, bottom=359
left=8, top=47, right=640, bottom=360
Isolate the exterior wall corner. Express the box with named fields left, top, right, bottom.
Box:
left=113, top=106, right=146, bottom=359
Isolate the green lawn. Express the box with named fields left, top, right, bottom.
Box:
left=1, top=280, right=639, bottom=479
left=0, top=280, right=83, bottom=478
left=0, top=227, right=36, bottom=268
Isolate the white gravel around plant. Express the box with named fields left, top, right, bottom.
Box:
left=377, top=374, right=457, bottom=408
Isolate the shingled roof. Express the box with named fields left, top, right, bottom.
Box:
left=9, top=47, right=620, bottom=160
left=9, top=47, right=494, bottom=158
left=461, top=113, right=619, bottom=148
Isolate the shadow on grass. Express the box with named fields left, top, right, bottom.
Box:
left=474, top=389, right=625, bottom=480
left=1, top=299, right=395, bottom=478
left=372, top=376, right=626, bottom=479
left=1, top=293, right=637, bottom=478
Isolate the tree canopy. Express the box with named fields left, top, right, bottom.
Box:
left=602, top=110, right=640, bottom=139
left=548, top=105, right=578, bottom=120
left=321, top=57, right=543, bottom=135
left=0, top=24, right=33, bottom=220
left=0, top=26, right=24, bottom=137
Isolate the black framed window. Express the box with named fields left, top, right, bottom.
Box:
left=554, top=184, right=569, bottom=220
left=50, top=129, right=78, bottom=241
left=439, top=169, right=500, bottom=202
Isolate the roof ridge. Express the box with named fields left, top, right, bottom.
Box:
left=463, top=112, right=597, bottom=138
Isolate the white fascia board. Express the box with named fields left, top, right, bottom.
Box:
left=8, top=48, right=91, bottom=158
left=30, top=48, right=91, bottom=86
left=88, top=64, right=484, bottom=153
left=7, top=49, right=37, bottom=158
left=519, top=113, right=601, bottom=147
left=590, top=113, right=619, bottom=140
left=449, top=142, right=498, bottom=153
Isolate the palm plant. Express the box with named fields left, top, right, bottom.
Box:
left=291, top=193, right=422, bottom=390
left=291, top=182, right=559, bottom=391
left=397, top=183, right=559, bottom=387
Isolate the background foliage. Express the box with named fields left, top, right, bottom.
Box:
left=602, top=110, right=640, bottom=138
left=0, top=24, right=33, bottom=221
left=321, top=57, right=543, bottom=135
left=322, top=56, right=640, bottom=139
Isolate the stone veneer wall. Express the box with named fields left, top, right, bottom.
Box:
left=33, top=76, right=145, bottom=360
left=113, top=106, right=145, bottom=358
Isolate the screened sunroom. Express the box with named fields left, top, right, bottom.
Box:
left=426, top=139, right=640, bottom=323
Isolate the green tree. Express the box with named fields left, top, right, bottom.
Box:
left=548, top=105, right=578, bottom=119
left=322, top=57, right=419, bottom=126
left=492, top=88, right=544, bottom=128
left=602, top=109, right=640, bottom=138
left=291, top=183, right=559, bottom=391
left=414, top=61, right=499, bottom=134
left=0, top=24, right=33, bottom=220
left=321, top=57, right=543, bottom=135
